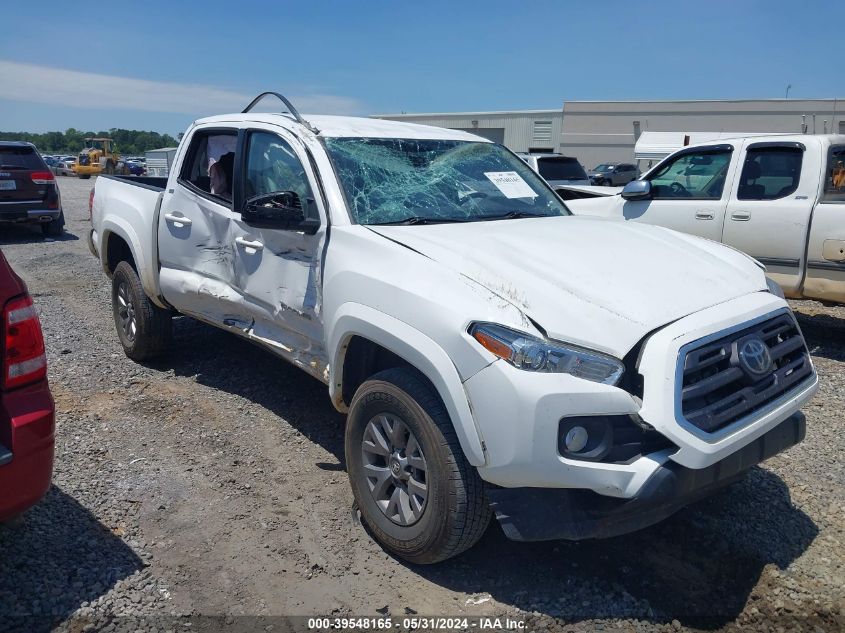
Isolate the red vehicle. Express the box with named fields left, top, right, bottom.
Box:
left=0, top=250, right=54, bottom=521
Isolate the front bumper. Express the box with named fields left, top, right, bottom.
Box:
left=466, top=292, right=816, bottom=497
left=488, top=411, right=805, bottom=541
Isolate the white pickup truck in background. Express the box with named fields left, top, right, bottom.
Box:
left=87, top=93, right=818, bottom=563
left=564, top=135, right=845, bottom=305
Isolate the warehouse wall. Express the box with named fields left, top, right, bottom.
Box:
left=561, top=99, right=844, bottom=169
left=372, top=111, right=563, bottom=153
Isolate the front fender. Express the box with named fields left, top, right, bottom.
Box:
left=327, top=302, right=487, bottom=467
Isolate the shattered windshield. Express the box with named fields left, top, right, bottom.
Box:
left=324, top=138, right=569, bottom=225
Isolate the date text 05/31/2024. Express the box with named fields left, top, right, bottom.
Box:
left=307, top=617, right=527, bottom=630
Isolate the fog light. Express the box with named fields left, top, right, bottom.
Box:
left=558, top=416, right=614, bottom=461
left=564, top=426, right=589, bottom=452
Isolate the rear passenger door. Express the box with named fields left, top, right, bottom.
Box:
left=621, top=145, right=737, bottom=241
left=157, top=126, right=248, bottom=326
left=798, top=143, right=845, bottom=303
left=722, top=141, right=817, bottom=295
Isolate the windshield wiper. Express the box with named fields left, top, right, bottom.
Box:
left=475, top=211, right=551, bottom=221
left=369, top=216, right=471, bottom=226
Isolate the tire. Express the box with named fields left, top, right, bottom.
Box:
left=79, top=174, right=91, bottom=180
left=346, top=367, right=491, bottom=564
left=41, top=212, right=64, bottom=237
left=111, top=261, right=172, bottom=361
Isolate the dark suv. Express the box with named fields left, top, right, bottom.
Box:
left=0, top=142, right=64, bottom=236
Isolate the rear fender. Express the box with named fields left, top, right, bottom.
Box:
left=100, top=218, right=166, bottom=309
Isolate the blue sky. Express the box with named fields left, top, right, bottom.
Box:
left=0, top=0, right=840, bottom=134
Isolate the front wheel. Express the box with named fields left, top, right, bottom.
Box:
left=346, top=367, right=491, bottom=564
left=111, top=261, right=172, bottom=360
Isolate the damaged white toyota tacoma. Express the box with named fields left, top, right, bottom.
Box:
left=88, top=93, right=818, bottom=563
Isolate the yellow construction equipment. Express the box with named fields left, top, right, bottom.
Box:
left=72, top=138, right=127, bottom=179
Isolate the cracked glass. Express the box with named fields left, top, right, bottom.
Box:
left=324, top=138, right=569, bottom=225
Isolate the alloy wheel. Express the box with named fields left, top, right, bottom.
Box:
left=116, top=282, right=137, bottom=343
left=361, top=413, right=428, bottom=526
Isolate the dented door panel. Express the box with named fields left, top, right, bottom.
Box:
left=158, top=184, right=248, bottom=323
left=158, top=125, right=253, bottom=327
left=229, top=126, right=329, bottom=381
left=231, top=221, right=328, bottom=380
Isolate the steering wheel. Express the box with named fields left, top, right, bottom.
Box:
left=669, top=182, right=692, bottom=197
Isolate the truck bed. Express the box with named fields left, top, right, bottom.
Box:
left=91, top=173, right=167, bottom=304
left=99, top=175, right=168, bottom=191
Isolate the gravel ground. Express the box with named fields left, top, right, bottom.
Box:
left=0, top=176, right=842, bottom=633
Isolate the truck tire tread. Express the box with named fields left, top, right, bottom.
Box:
left=347, top=367, right=491, bottom=564
left=112, top=261, right=172, bottom=361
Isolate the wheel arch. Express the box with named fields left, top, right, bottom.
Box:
left=99, top=219, right=167, bottom=309
left=328, top=303, right=487, bottom=467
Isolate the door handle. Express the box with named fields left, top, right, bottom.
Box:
left=731, top=211, right=751, bottom=221
left=235, top=236, right=264, bottom=251
left=164, top=213, right=192, bottom=227
left=695, top=210, right=715, bottom=220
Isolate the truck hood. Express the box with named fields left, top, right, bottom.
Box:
left=370, top=215, right=767, bottom=357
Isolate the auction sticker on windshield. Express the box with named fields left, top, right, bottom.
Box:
left=484, top=171, right=537, bottom=198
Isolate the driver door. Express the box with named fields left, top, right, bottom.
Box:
left=620, top=145, right=739, bottom=242
left=229, top=128, right=329, bottom=381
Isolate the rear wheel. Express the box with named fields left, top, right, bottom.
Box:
left=41, top=212, right=64, bottom=237
left=111, top=261, right=172, bottom=360
left=79, top=174, right=91, bottom=180
left=346, top=367, right=491, bottom=564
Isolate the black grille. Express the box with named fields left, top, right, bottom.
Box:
left=680, top=313, right=812, bottom=433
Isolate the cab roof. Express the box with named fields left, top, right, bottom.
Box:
left=713, top=133, right=845, bottom=147
left=194, top=112, right=490, bottom=142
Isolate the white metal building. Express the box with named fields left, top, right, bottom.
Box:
left=376, top=99, right=844, bottom=172
left=371, top=110, right=563, bottom=153
left=561, top=99, right=844, bottom=169
left=144, top=147, right=178, bottom=177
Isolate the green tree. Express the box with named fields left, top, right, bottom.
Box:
left=0, top=128, right=182, bottom=154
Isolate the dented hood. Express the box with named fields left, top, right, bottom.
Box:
left=370, top=215, right=767, bottom=357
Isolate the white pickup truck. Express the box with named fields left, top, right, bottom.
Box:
left=88, top=93, right=818, bottom=563
left=565, top=134, right=845, bottom=304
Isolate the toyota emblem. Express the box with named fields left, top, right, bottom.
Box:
left=738, top=338, right=773, bottom=376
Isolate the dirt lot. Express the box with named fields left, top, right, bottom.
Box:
left=0, top=176, right=842, bottom=632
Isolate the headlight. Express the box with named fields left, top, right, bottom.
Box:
left=766, top=277, right=785, bottom=299
left=468, top=322, right=624, bottom=385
